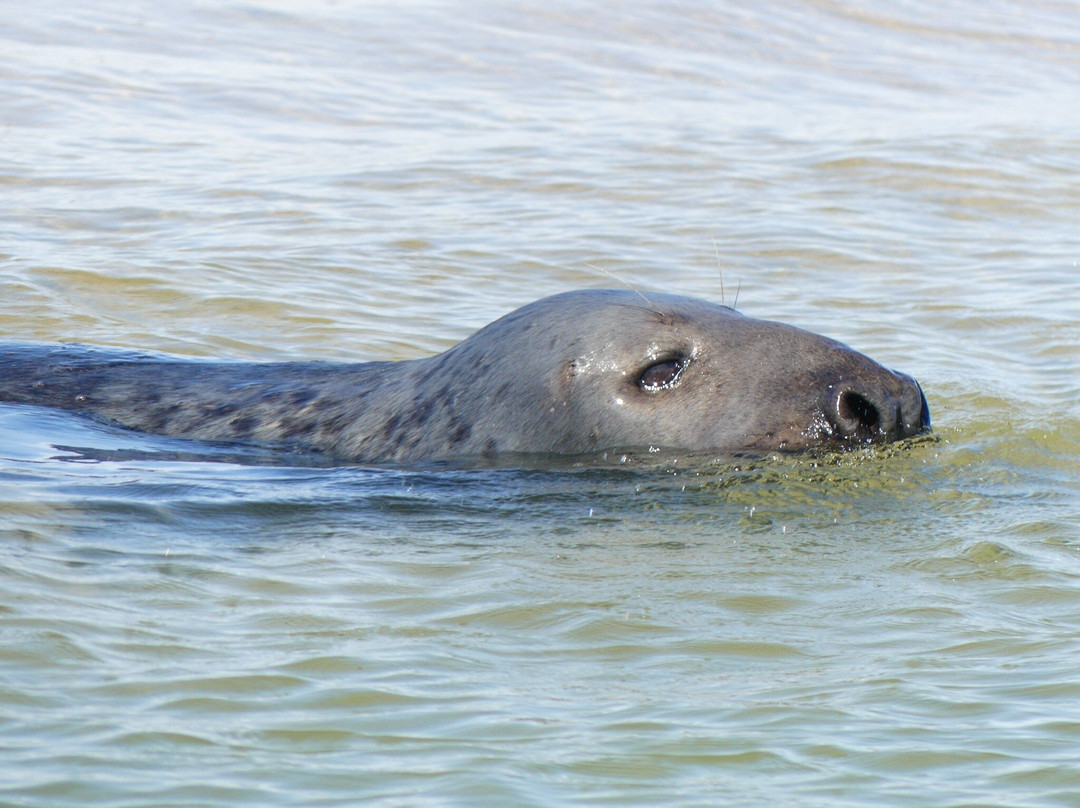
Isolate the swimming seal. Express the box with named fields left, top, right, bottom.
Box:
left=0, top=289, right=930, bottom=463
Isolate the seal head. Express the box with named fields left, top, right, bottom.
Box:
left=394, top=290, right=930, bottom=460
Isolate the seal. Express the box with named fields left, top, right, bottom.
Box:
left=0, top=289, right=930, bottom=463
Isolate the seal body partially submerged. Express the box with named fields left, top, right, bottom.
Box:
left=0, top=290, right=930, bottom=463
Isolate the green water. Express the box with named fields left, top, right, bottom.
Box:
left=2, top=0, right=1079, bottom=805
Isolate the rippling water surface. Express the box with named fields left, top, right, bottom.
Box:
left=2, top=1, right=1079, bottom=805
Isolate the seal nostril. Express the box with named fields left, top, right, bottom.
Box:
left=835, top=390, right=881, bottom=438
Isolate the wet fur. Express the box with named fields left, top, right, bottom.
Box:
left=0, top=290, right=930, bottom=463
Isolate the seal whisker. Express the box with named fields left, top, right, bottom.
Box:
left=712, top=238, right=726, bottom=307
left=583, top=263, right=661, bottom=316
left=711, top=238, right=741, bottom=310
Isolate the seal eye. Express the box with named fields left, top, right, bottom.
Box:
left=638, top=358, right=685, bottom=392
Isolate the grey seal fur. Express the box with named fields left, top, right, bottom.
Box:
left=0, top=289, right=930, bottom=463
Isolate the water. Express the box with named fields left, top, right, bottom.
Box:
left=2, top=0, right=1080, bottom=805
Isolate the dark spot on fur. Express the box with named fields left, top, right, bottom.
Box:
left=323, top=412, right=354, bottom=435
left=449, top=421, right=472, bottom=445
left=230, top=415, right=259, bottom=436
left=382, top=414, right=401, bottom=437
left=403, top=396, right=436, bottom=429
left=145, top=404, right=182, bottom=433
left=279, top=418, right=317, bottom=438
left=290, top=389, right=316, bottom=407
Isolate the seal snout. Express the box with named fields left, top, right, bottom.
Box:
left=827, top=374, right=931, bottom=444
